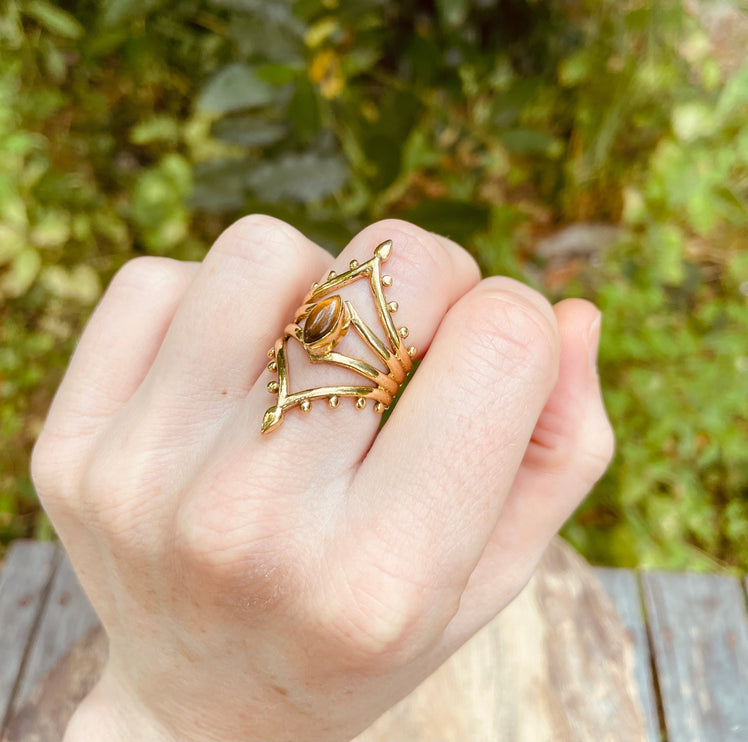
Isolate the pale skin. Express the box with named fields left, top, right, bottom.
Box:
left=31, top=216, right=614, bottom=741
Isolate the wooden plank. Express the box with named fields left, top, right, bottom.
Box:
left=10, top=551, right=100, bottom=716
left=642, top=571, right=748, bottom=742
left=3, top=626, right=107, bottom=742
left=594, top=568, right=661, bottom=742
left=0, top=541, right=59, bottom=731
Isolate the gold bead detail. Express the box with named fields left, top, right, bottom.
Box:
left=267, top=360, right=277, bottom=372
left=387, top=300, right=398, bottom=313
left=328, top=270, right=337, bottom=280
left=382, top=275, right=393, bottom=287
left=268, top=348, right=275, bottom=359
left=374, top=402, right=384, bottom=414
left=355, top=397, right=367, bottom=410
left=300, top=400, right=312, bottom=412
left=407, top=345, right=416, bottom=357
left=349, top=259, right=359, bottom=269
left=399, top=326, right=409, bottom=338
left=329, top=396, right=339, bottom=408
left=267, top=381, right=279, bottom=393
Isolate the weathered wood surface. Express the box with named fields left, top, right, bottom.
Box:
left=0, top=542, right=58, bottom=732
left=9, top=552, right=100, bottom=721
left=642, top=571, right=748, bottom=742
left=594, top=568, right=661, bottom=742
left=2, top=540, right=747, bottom=742
left=3, top=626, right=106, bottom=742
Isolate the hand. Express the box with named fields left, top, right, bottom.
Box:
left=32, top=217, right=614, bottom=741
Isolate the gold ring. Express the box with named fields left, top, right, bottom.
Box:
left=262, top=239, right=416, bottom=433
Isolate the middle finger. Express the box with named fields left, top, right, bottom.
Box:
left=246, top=218, right=481, bottom=472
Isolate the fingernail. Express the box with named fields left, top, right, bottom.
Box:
left=587, top=311, right=602, bottom=374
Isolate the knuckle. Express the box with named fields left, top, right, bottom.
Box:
left=358, top=219, right=452, bottom=279
left=212, top=214, right=313, bottom=272
left=463, top=283, right=559, bottom=380
left=316, top=542, right=434, bottom=669
left=322, top=583, right=423, bottom=669
left=30, top=430, right=74, bottom=507
left=109, top=256, right=186, bottom=298
left=174, top=495, right=296, bottom=613
left=30, top=430, right=54, bottom=498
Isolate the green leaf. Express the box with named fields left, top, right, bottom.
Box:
left=23, top=1, right=84, bottom=39
left=245, top=151, right=348, bottom=203
left=191, top=159, right=248, bottom=212
left=29, top=212, right=70, bottom=248
left=490, top=78, right=543, bottom=127
left=99, top=0, right=167, bottom=28
left=1, top=248, right=42, bottom=298
left=288, top=78, right=322, bottom=140
left=211, top=115, right=287, bottom=147
left=198, top=64, right=284, bottom=114
left=648, top=223, right=684, bottom=285
left=257, top=64, right=301, bottom=86
left=558, top=49, right=593, bottom=87
left=435, top=0, right=470, bottom=29
left=728, top=251, right=748, bottom=284
left=131, top=155, right=192, bottom=250
left=227, top=14, right=304, bottom=63
left=686, top=190, right=718, bottom=236
left=499, top=129, right=562, bottom=158
left=0, top=226, right=24, bottom=265
left=672, top=102, right=715, bottom=142
left=622, top=187, right=647, bottom=226
left=715, top=66, right=748, bottom=123
left=40, top=264, right=102, bottom=304
left=207, top=0, right=304, bottom=36
left=130, top=116, right=180, bottom=145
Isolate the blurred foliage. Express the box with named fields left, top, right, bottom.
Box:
left=0, top=0, right=746, bottom=570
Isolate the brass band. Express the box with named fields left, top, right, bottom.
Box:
left=262, top=240, right=415, bottom=433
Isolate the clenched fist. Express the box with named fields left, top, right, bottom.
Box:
left=32, top=217, right=613, bottom=741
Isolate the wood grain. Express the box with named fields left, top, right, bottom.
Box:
left=0, top=542, right=59, bottom=733
left=594, top=568, right=661, bottom=742
left=642, top=571, right=748, bottom=742
left=2, top=626, right=106, bottom=742
left=9, top=551, right=100, bottom=719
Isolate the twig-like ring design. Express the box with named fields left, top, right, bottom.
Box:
left=262, top=240, right=415, bottom=433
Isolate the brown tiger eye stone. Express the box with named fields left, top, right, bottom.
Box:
left=303, top=296, right=342, bottom=345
